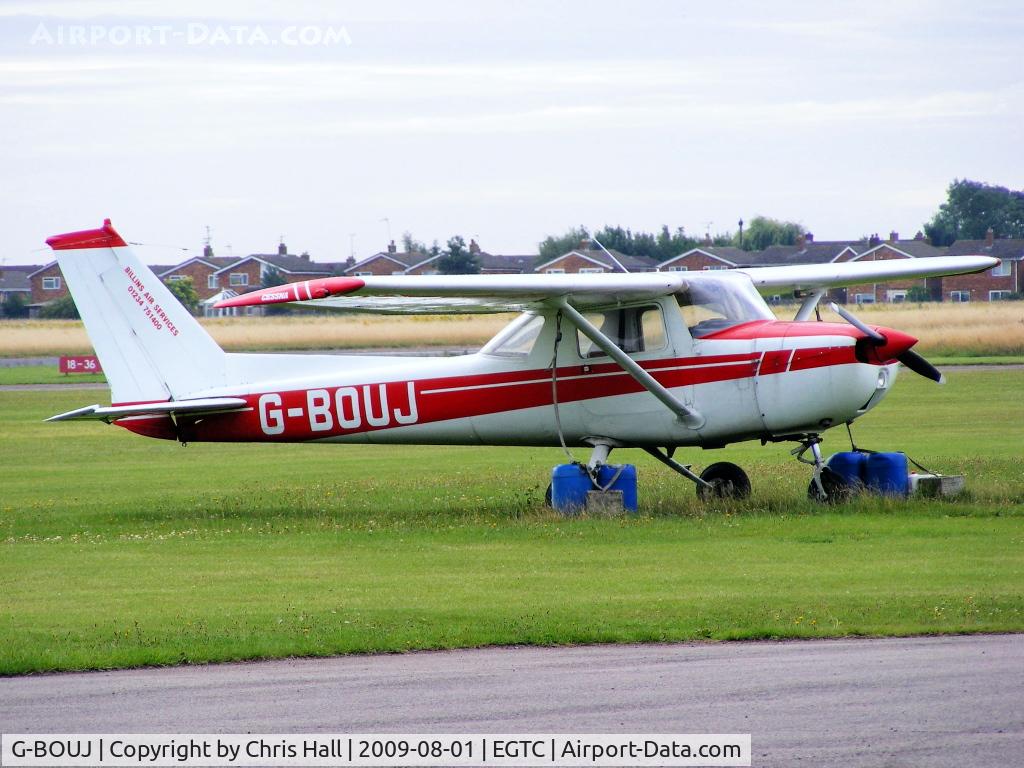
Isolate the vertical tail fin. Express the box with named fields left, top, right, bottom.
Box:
left=47, top=219, right=226, bottom=404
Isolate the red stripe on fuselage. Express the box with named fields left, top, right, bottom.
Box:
left=116, top=343, right=861, bottom=442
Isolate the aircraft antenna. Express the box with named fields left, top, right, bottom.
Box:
left=590, top=235, right=630, bottom=274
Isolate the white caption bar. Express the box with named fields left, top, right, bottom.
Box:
left=2, top=734, right=751, bottom=767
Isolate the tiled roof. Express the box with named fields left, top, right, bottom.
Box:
left=349, top=251, right=429, bottom=271
left=746, top=241, right=858, bottom=266
left=540, top=248, right=659, bottom=271
left=856, top=239, right=946, bottom=259
left=247, top=254, right=334, bottom=274
left=946, top=238, right=1024, bottom=261
left=0, top=265, right=36, bottom=292
left=478, top=252, right=534, bottom=272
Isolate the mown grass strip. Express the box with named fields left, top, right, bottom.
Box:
left=1, top=371, right=1021, bottom=674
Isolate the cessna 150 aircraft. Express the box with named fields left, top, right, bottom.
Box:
left=46, top=220, right=998, bottom=501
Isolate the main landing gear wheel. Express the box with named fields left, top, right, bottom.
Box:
left=807, top=467, right=852, bottom=504
left=696, top=462, right=751, bottom=501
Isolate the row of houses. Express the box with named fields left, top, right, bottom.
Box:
left=1, top=229, right=1020, bottom=317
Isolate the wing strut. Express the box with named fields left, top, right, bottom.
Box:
left=555, top=298, right=705, bottom=429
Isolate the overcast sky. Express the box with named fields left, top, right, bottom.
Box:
left=1, top=0, right=1022, bottom=266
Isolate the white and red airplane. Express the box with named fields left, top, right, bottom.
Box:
left=46, top=220, right=998, bottom=501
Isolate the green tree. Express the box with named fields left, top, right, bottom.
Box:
left=39, top=294, right=80, bottom=319
left=738, top=216, right=806, bottom=251
left=401, top=231, right=428, bottom=254
left=438, top=235, right=480, bottom=274
left=1, top=292, right=29, bottom=318
left=925, top=179, right=1024, bottom=246
left=164, top=276, right=200, bottom=315
left=538, top=226, right=590, bottom=263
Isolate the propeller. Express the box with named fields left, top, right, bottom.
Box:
left=828, top=303, right=945, bottom=384
left=894, top=348, right=945, bottom=384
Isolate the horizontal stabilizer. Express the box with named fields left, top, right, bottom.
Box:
left=47, top=397, right=248, bottom=423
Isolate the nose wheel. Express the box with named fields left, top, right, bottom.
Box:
left=793, top=435, right=850, bottom=504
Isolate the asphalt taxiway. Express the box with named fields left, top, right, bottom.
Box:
left=2, top=634, right=1021, bottom=766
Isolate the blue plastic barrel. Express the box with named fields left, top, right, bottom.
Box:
left=826, top=451, right=869, bottom=488
left=595, top=464, right=638, bottom=512
left=551, top=464, right=638, bottom=514
left=551, top=464, right=591, bottom=513
left=865, top=452, right=909, bottom=496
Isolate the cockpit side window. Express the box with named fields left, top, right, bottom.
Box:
left=576, top=305, right=667, bottom=358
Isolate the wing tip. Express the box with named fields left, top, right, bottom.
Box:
left=214, top=276, right=365, bottom=308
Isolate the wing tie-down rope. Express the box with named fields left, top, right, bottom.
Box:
left=548, top=310, right=622, bottom=492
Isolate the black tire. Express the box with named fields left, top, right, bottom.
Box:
left=544, top=482, right=553, bottom=507
left=807, top=467, right=853, bottom=504
left=697, top=462, right=751, bottom=501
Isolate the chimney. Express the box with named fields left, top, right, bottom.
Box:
left=805, top=232, right=814, bottom=243
left=469, top=239, right=480, bottom=255
left=889, top=230, right=899, bottom=243
left=300, top=250, right=310, bottom=261
left=578, top=238, right=591, bottom=250
left=869, top=233, right=880, bottom=247
left=203, top=243, right=214, bottom=259
left=986, top=227, right=995, bottom=246
left=703, top=233, right=712, bottom=246
left=387, top=240, right=397, bottom=254
left=914, top=230, right=925, bottom=241
left=277, top=241, right=287, bottom=256
left=796, top=233, right=806, bottom=248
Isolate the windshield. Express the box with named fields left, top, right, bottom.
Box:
left=480, top=313, right=545, bottom=357
left=676, top=276, right=774, bottom=338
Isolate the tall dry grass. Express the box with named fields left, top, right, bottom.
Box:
left=808, top=302, right=1024, bottom=356
left=0, top=315, right=513, bottom=357
left=1, top=303, right=1021, bottom=357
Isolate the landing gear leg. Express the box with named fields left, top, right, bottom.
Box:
left=794, top=435, right=848, bottom=503
left=642, top=448, right=750, bottom=500
left=544, top=442, right=615, bottom=506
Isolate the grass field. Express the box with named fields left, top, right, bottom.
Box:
left=1, top=371, right=1022, bottom=674
left=1, top=301, right=1022, bottom=357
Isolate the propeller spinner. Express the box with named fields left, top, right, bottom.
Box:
left=829, top=302, right=945, bottom=384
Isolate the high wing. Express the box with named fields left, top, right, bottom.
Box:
left=215, top=273, right=690, bottom=314
left=734, top=255, right=998, bottom=293
left=214, top=255, right=999, bottom=314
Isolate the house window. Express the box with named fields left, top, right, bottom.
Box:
left=167, top=275, right=184, bottom=281
left=354, top=271, right=372, bottom=276
left=229, top=273, right=249, bottom=287
left=989, top=290, right=1012, bottom=301
left=992, top=261, right=1011, bottom=277
left=42, top=276, right=61, bottom=290
left=546, top=268, right=565, bottom=274
left=950, top=291, right=970, bottom=302
left=208, top=275, right=218, bottom=289
left=854, top=293, right=875, bottom=304
left=391, top=270, right=405, bottom=275
left=579, top=267, right=604, bottom=273
left=887, top=290, right=907, bottom=303
left=666, top=265, right=688, bottom=272
left=703, top=265, right=728, bottom=271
